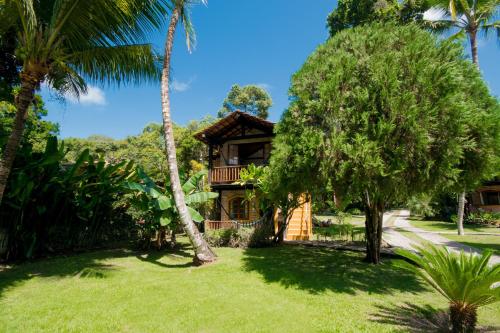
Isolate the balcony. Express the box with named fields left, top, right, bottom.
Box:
left=210, top=165, right=246, bottom=184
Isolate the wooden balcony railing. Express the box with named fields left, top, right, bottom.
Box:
left=204, top=221, right=234, bottom=230
left=210, top=165, right=246, bottom=184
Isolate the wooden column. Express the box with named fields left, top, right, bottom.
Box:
left=208, top=143, right=213, bottom=184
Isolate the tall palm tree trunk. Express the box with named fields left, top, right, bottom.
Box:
left=456, top=29, right=479, bottom=236
left=0, top=73, right=38, bottom=204
left=160, top=8, right=216, bottom=265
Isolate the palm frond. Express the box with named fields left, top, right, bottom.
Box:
left=70, top=44, right=162, bottom=86
left=396, top=245, right=500, bottom=308
left=482, top=20, right=500, bottom=39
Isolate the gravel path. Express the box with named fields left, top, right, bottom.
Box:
left=383, top=210, right=500, bottom=265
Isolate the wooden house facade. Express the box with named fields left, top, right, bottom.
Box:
left=194, top=111, right=312, bottom=241
left=470, top=178, right=500, bottom=213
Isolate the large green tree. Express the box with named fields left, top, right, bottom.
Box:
left=160, top=0, right=216, bottom=265
left=327, top=0, right=431, bottom=36
left=218, top=84, right=273, bottom=119
left=272, top=23, right=500, bottom=264
left=425, top=0, right=500, bottom=234
left=1, top=97, right=59, bottom=153
left=0, top=0, right=167, bottom=203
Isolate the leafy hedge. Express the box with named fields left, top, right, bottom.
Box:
left=0, top=137, right=136, bottom=260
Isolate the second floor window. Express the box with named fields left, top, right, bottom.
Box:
left=229, top=197, right=249, bottom=220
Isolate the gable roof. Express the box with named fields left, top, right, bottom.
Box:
left=194, top=110, right=274, bottom=145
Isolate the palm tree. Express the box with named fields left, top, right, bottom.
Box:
left=428, top=0, right=499, bottom=66
left=426, top=0, right=499, bottom=235
left=396, top=245, right=500, bottom=333
left=0, top=0, right=168, bottom=203
left=160, top=0, right=216, bottom=264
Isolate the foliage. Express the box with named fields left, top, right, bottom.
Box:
left=396, top=245, right=500, bottom=332
left=327, top=0, right=431, bottom=36
left=0, top=0, right=165, bottom=98
left=272, top=23, right=500, bottom=262
left=218, top=84, right=273, bottom=119
left=63, top=119, right=213, bottom=181
left=0, top=26, right=19, bottom=102
left=123, top=169, right=218, bottom=249
left=424, top=0, right=500, bottom=48
left=237, top=164, right=306, bottom=242
left=467, top=209, right=500, bottom=226
left=0, top=137, right=136, bottom=260
left=407, top=194, right=437, bottom=218
left=0, top=98, right=59, bottom=153
left=204, top=228, right=253, bottom=248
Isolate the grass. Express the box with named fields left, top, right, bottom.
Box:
left=1, top=240, right=499, bottom=332
left=408, top=218, right=500, bottom=255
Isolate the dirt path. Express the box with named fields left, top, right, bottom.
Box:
left=383, top=210, right=500, bottom=265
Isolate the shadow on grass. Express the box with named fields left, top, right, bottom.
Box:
left=243, top=244, right=426, bottom=295
left=371, top=302, right=500, bottom=333
left=135, top=243, right=195, bottom=269
left=0, top=244, right=195, bottom=297
left=371, top=302, right=450, bottom=332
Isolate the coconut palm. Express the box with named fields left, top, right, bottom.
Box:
left=427, top=0, right=500, bottom=66
left=425, top=0, right=499, bottom=235
left=0, top=0, right=168, bottom=203
left=396, top=245, right=500, bottom=333
left=160, top=0, right=216, bottom=264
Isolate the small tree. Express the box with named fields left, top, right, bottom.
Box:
left=273, top=23, right=500, bottom=264
left=218, top=84, right=273, bottom=119
left=237, top=164, right=306, bottom=243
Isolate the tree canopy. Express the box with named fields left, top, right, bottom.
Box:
left=271, top=23, right=500, bottom=263
left=218, top=84, right=273, bottom=119
left=327, top=0, right=431, bottom=36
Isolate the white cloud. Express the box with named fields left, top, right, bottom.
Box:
left=423, top=7, right=447, bottom=21
left=67, top=85, right=107, bottom=106
left=171, top=77, right=196, bottom=92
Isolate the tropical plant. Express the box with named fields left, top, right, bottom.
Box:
left=218, top=84, right=273, bottom=119
left=426, top=0, right=500, bottom=66
left=424, top=0, right=500, bottom=236
left=0, top=0, right=167, bottom=203
left=0, top=137, right=136, bottom=260
left=396, top=245, right=500, bottom=332
left=124, top=169, right=218, bottom=249
left=159, top=0, right=216, bottom=264
left=272, top=23, right=500, bottom=263
left=237, top=164, right=307, bottom=243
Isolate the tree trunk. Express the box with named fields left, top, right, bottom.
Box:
left=470, top=29, right=479, bottom=67
left=455, top=29, right=479, bottom=236
left=364, top=195, right=384, bottom=264
left=456, top=191, right=465, bottom=236
left=160, top=8, right=216, bottom=265
left=0, top=73, right=38, bottom=204
left=450, top=302, right=477, bottom=333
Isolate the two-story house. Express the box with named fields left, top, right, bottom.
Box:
left=194, top=111, right=312, bottom=241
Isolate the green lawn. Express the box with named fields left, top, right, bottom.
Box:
left=408, top=218, right=500, bottom=255
left=0, top=241, right=499, bottom=333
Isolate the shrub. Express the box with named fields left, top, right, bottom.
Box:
left=205, top=221, right=274, bottom=249
left=407, top=195, right=436, bottom=218
left=396, top=245, right=500, bottom=333
left=467, top=210, right=500, bottom=226
left=0, top=137, right=135, bottom=260
left=204, top=228, right=252, bottom=248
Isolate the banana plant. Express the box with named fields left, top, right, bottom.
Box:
left=123, top=169, right=218, bottom=247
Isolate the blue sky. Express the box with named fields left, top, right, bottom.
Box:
left=42, top=0, right=500, bottom=139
